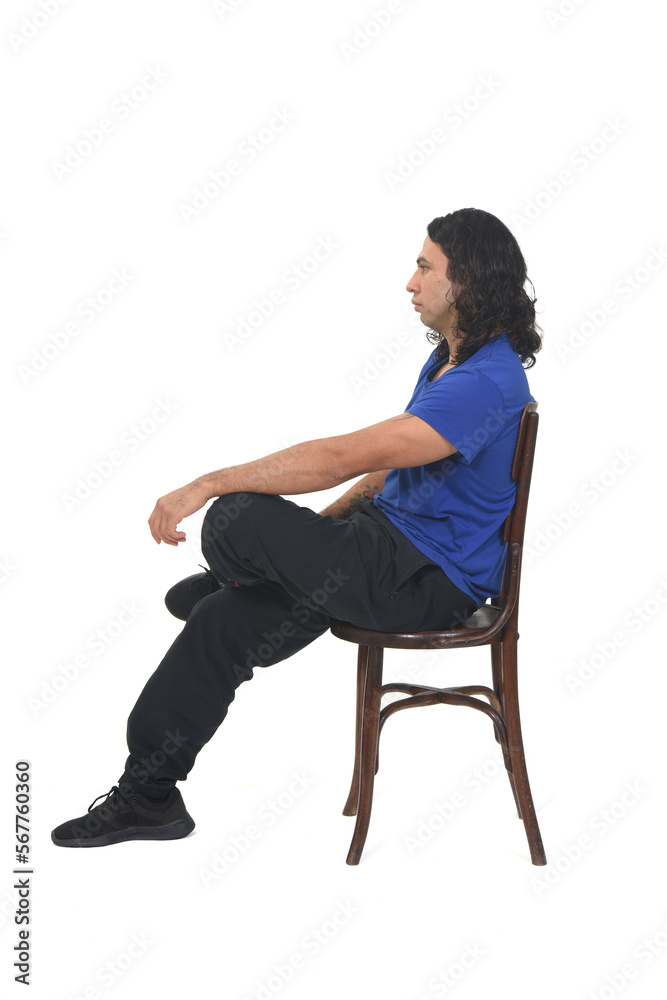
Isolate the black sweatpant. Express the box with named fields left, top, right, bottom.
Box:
left=118, top=493, right=480, bottom=798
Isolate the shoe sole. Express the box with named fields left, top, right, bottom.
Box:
left=51, top=814, right=195, bottom=848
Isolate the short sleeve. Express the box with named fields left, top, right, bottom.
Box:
left=407, top=369, right=506, bottom=464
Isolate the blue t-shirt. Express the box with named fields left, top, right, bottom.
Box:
left=371, top=332, right=534, bottom=605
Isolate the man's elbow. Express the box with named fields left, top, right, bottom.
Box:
left=322, top=437, right=368, bottom=486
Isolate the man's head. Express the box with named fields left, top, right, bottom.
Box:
left=408, top=208, right=543, bottom=368
left=406, top=236, right=458, bottom=341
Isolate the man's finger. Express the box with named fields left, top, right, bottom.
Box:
left=162, top=529, right=185, bottom=545
left=155, top=515, right=186, bottom=545
left=150, top=513, right=166, bottom=543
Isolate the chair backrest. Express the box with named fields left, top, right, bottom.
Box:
left=495, top=401, right=539, bottom=610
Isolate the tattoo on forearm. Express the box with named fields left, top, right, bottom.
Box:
left=319, top=477, right=384, bottom=520
left=337, top=482, right=381, bottom=520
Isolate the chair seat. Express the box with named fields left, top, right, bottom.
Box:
left=330, top=603, right=501, bottom=650
left=462, top=603, right=501, bottom=629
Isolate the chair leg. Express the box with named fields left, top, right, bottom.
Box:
left=342, top=645, right=369, bottom=817
left=491, top=642, right=522, bottom=820
left=346, top=646, right=383, bottom=865
left=500, top=637, right=547, bottom=866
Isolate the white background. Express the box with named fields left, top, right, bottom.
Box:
left=2, top=0, right=667, bottom=997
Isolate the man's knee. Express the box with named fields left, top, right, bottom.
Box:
left=201, top=492, right=255, bottom=547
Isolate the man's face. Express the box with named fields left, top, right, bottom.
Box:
left=406, top=235, right=457, bottom=334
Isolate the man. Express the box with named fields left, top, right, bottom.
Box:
left=51, top=207, right=542, bottom=848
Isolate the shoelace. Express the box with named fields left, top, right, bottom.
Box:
left=87, top=784, right=132, bottom=813
left=195, top=564, right=238, bottom=589
left=196, top=563, right=218, bottom=582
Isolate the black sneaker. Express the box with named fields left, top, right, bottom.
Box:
left=164, top=564, right=223, bottom=621
left=51, top=784, right=195, bottom=848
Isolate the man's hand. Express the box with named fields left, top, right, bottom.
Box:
left=148, top=478, right=211, bottom=546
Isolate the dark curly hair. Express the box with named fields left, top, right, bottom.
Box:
left=425, top=208, right=543, bottom=368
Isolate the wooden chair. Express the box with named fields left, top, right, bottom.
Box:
left=330, top=401, right=546, bottom=866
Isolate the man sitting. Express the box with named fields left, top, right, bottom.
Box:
left=51, top=206, right=542, bottom=848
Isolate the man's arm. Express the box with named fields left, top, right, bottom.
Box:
left=317, top=470, right=391, bottom=520
left=148, top=412, right=455, bottom=545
